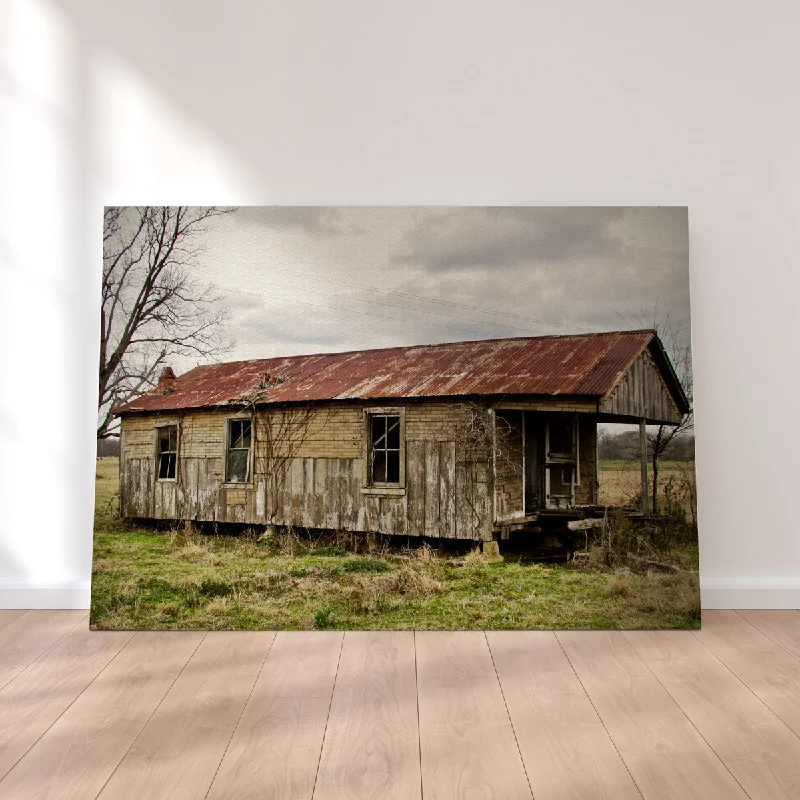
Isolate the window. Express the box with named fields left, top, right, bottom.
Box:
left=369, top=414, right=401, bottom=485
left=157, top=424, right=178, bottom=480
left=226, top=419, right=252, bottom=483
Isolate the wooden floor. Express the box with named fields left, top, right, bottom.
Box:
left=1, top=611, right=800, bottom=799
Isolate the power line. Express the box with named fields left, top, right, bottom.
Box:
left=343, top=279, right=568, bottom=329
left=223, top=285, right=509, bottom=339
left=224, top=280, right=545, bottom=336
left=200, top=254, right=570, bottom=332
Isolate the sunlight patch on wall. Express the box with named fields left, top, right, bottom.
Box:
left=1, top=0, right=259, bottom=595
left=88, top=51, right=255, bottom=203
left=1, top=0, right=80, bottom=587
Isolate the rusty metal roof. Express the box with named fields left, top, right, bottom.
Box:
left=114, top=330, right=680, bottom=414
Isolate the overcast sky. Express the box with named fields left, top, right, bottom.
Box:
left=190, top=206, right=690, bottom=368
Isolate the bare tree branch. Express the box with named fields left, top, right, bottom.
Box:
left=452, top=402, right=520, bottom=536
left=99, top=206, right=235, bottom=438
left=619, top=307, right=694, bottom=514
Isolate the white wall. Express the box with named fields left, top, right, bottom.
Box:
left=1, top=0, right=798, bottom=609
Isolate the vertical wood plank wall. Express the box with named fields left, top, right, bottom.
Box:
left=119, top=400, right=599, bottom=540
left=120, top=401, right=494, bottom=541
left=599, top=347, right=682, bottom=424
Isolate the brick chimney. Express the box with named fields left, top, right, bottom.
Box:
left=155, top=366, right=176, bottom=395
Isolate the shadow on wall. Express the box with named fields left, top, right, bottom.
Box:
left=1, top=0, right=261, bottom=593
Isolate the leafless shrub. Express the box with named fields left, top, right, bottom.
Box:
left=623, top=309, right=694, bottom=513
left=228, top=398, right=332, bottom=532
left=451, top=403, right=521, bottom=537
left=414, top=543, right=436, bottom=564
left=452, top=403, right=521, bottom=476
left=274, top=527, right=301, bottom=557
left=673, top=463, right=698, bottom=529
left=576, top=509, right=696, bottom=574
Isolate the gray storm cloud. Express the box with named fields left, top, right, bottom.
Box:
left=185, top=206, right=690, bottom=370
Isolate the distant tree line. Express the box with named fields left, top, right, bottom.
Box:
left=598, top=429, right=695, bottom=462
left=96, top=437, right=121, bottom=457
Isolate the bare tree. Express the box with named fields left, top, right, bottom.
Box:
left=99, top=206, right=233, bottom=438
left=623, top=309, right=694, bottom=514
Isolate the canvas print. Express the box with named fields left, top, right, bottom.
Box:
left=93, top=206, right=699, bottom=630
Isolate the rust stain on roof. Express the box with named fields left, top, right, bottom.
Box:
left=114, top=330, right=662, bottom=415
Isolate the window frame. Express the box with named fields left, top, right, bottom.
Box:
left=223, top=415, right=254, bottom=486
left=154, top=420, right=180, bottom=483
left=363, top=407, right=406, bottom=493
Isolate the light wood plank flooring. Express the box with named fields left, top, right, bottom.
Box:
left=1, top=611, right=799, bottom=799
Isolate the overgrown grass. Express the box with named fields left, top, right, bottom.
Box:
left=91, top=457, right=700, bottom=631
left=599, top=459, right=697, bottom=515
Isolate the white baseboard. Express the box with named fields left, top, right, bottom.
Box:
left=0, top=582, right=91, bottom=610
left=701, top=577, right=800, bottom=610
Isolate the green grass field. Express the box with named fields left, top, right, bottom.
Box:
left=91, top=458, right=700, bottom=631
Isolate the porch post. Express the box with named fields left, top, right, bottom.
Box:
left=490, top=408, right=497, bottom=525
left=639, top=418, right=649, bottom=514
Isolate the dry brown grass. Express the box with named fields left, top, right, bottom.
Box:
left=376, top=565, right=443, bottom=597
left=607, top=573, right=633, bottom=597
left=413, top=543, right=436, bottom=564
left=599, top=459, right=697, bottom=514
left=463, top=547, right=487, bottom=567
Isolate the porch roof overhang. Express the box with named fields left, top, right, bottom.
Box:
left=595, top=410, right=684, bottom=426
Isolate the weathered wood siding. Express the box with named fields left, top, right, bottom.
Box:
left=119, top=400, right=493, bottom=541
left=575, top=415, right=598, bottom=506
left=599, top=347, right=683, bottom=424
left=495, top=396, right=598, bottom=414
left=494, top=410, right=524, bottom=519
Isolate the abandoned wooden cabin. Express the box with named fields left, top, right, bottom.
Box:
left=114, top=330, right=689, bottom=544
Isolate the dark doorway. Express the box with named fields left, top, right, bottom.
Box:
left=524, top=411, right=545, bottom=511
left=545, top=413, right=577, bottom=508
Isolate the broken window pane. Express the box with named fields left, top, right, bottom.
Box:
left=159, top=452, right=176, bottom=480
left=156, top=425, right=177, bottom=480
left=386, top=418, right=400, bottom=449
left=372, top=416, right=386, bottom=447
left=227, top=449, right=249, bottom=483
left=372, top=450, right=387, bottom=483
left=229, top=419, right=251, bottom=449
left=369, top=414, right=401, bottom=485
left=386, top=450, right=400, bottom=483
left=226, top=419, right=251, bottom=482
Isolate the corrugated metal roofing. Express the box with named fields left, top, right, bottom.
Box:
left=114, top=330, right=664, bottom=414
